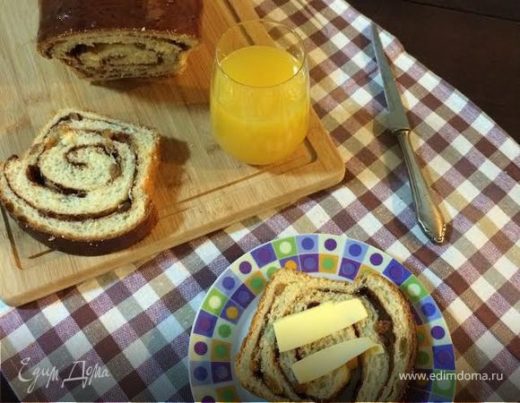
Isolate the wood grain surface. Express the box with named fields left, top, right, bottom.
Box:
left=0, top=0, right=344, bottom=306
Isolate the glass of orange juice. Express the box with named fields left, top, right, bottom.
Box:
left=211, top=20, right=310, bottom=165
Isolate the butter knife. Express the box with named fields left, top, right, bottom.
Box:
left=371, top=24, right=447, bottom=243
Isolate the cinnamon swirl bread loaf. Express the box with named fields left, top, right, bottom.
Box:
left=0, top=110, right=160, bottom=255
left=37, top=0, right=202, bottom=81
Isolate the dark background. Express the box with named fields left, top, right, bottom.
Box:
left=348, top=0, right=520, bottom=143
left=1, top=1, right=519, bottom=402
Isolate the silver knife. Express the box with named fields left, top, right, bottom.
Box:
left=371, top=24, right=447, bottom=243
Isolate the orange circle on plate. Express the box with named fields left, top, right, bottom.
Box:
left=284, top=260, right=297, bottom=271
left=226, top=306, right=239, bottom=319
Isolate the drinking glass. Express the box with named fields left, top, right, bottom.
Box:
left=210, top=20, right=309, bottom=165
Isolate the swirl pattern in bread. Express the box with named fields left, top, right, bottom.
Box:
left=235, top=270, right=417, bottom=402
left=0, top=110, right=160, bottom=255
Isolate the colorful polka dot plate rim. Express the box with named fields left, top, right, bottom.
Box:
left=188, top=234, right=455, bottom=403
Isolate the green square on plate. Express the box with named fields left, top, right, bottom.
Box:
left=415, top=347, right=433, bottom=369
left=216, top=385, right=240, bottom=402
left=202, top=288, right=228, bottom=315
left=211, top=340, right=232, bottom=361
left=245, top=271, right=267, bottom=295
left=431, top=369, right=457, bottom=397
left=273, top=237, right=298, bottom=259
left=214, top=318, right=234, bottom=340
left=400, top=275, right=428, bottom=303
left=319, top=254, right=339, bottom=273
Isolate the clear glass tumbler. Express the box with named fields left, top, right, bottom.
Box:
left=210, top=20, right=310, bottom=165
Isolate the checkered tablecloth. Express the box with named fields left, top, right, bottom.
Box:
left=1, top=0, right=519, bottom=401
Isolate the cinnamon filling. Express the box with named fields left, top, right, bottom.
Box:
left=356, top=287, right=396, bottom=400
left=66, top=41, right=175, bottom=69
left=5, top=119, right=139, bottom=222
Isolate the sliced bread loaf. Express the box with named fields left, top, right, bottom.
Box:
left=0, top=109, right=160, bottom=255
left=37, top=0, right=202, bottom=81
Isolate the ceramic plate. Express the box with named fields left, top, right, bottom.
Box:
left=188, top=234, right=455, bottom=402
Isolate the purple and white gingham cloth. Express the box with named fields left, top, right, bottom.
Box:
left=1, top=0, right=519, bottom=401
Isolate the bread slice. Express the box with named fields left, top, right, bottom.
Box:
left=0, top=109, right=160, bottom=255
left=37, top=0, right=202, bottom=81
left=235, top=270, right=417, bottom=402
left=262, top=286, right=358, bottom=401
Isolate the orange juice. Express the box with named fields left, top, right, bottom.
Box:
left=211, top=45, right=309, bottom=165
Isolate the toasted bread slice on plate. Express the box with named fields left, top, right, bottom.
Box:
left=235, top=270, right=417, bottom=402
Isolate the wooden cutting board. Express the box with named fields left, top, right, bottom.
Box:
left=0, top=0, right=344, bottom=306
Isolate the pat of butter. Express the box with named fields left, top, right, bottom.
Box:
left=292, top=337, right=382, bottom=384
left=273, top=298, right=368, bottom=352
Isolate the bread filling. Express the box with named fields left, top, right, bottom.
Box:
left=42, top=33, right=196, bottom=80
left=26, top=164, right=88, bottom=198
left=356, top=287, right=396, bottom=400
left=5, top=122, right=139, bottom=221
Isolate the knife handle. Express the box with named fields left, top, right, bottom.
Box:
left=395, top=129, right=447, bottom=243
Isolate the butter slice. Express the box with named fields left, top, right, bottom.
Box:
left=292, top=337, right=382, bottom=384
left=273, top=298, right=368, bottom=352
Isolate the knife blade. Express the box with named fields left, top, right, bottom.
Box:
left=371, top=23, right=447, bottom=243
left=371, top=25, right=410, bottom=133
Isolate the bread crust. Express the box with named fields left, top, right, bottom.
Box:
left=37, top=0, right=202, bottom=55
left=7, top=203, right=158, bottom=256
left=356, top=271, right=417, bottom=402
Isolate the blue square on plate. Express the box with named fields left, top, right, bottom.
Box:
left=211, top=362, right=232, bottom=383
left=300, top=254, right=319, bottom=272
left=343, top=240, right=368, bottom=262
left=432, top=345, right=455, bottom=370
left=230, top=284, right=256, bottom=309
left=220, top=299, right=243, bottom=324
left=251, top=244, right=277, bottom=267
left=382, top=259, right=411, bottom=285
left=193, top=311, right=217, bottom=337
left=191, top=361, right=212, bottom=385
left=215, top=271, right=240, bottom=295
left=338, top=258, right=360, bottom=280
left=298, top=235, right=319, bottom=253
left=415, top=295, right=442, bottom=323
